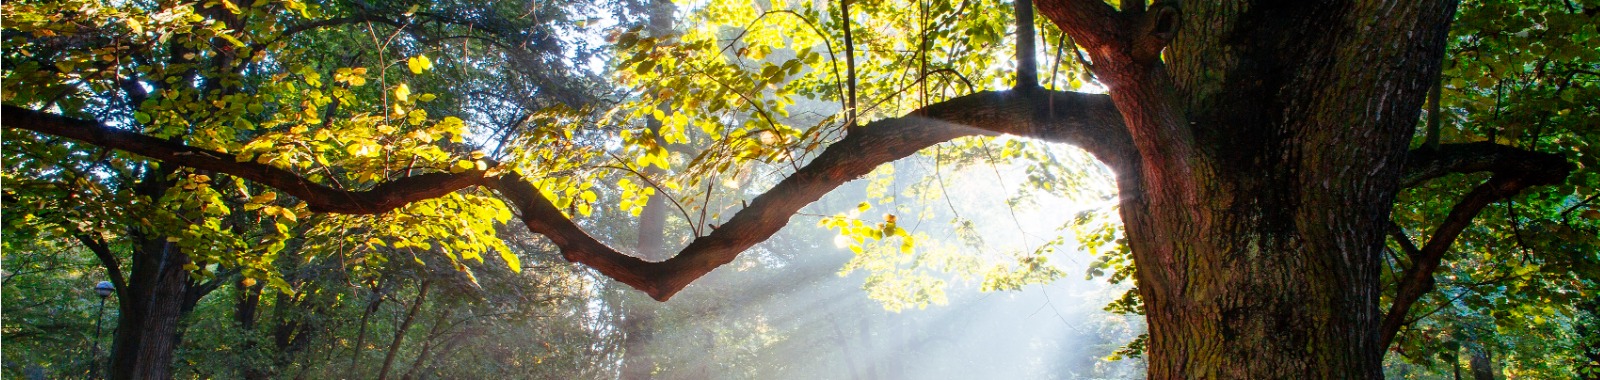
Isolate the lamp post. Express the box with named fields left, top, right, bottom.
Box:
left=91, top=281, right=114, bottom=379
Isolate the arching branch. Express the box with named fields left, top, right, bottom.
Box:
left=498, top=89, right=1129, bottom=300
left=4, top=89, right=1128, bottom=301
left=1380, top=142, right=1572, bottom=348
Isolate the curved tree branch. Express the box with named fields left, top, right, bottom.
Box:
left=5, top=89, right=1127, bottom=301
left=1381, top=142, right=1573, bottom=348
left=1, top=105, right=489, bottom=214
left=498, top=89, right=1129, bottom=300
left=75, top=234, right=128, bottom=297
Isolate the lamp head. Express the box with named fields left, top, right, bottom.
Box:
left=95, top=281, right=115, bottom=298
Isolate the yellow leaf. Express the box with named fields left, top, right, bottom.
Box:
left=394, top=83, right=410, bottom=102
left=250, top=192, right=277, bottom=204
left=500, top=249, right=522, bottom=273
left=406, top=55, right=432, bottom=74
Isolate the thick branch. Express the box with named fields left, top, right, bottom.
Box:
left=1400, top=142, right=1571, bottom=188
left=1381, top=143, right=1572, bottom=348
left=1032, top=0, right=1121, bottom=58
left=2, top=105, right=488, bottom=214
left=7, top=90, right=1127, bottom=302
left=1033, top=0, right=1194, bottom=213
left=497, top=90, right=1127, bottom=300
left=1033, top=0, right=1179, bottom=67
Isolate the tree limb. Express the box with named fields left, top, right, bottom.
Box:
left=5, top=90, right=1127, bottom=301
left=1380, top=142, right=1572, bottom=348
left=75, top=234, right=128, bottom=297
left=1032, top=0, right=1121, bottom=59
left=500, top=89, right=1128, bottom=299
left=2, top=105, right=489, bottom=214
left=1400, top=142, right=1570, bottom=188
left=1386, top=220, right=1421, bottom=260
left=1033, top=0, right=1194, bottom=213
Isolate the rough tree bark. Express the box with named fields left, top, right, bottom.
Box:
left=2, top=0, right=1575, bottom=377
left=1029, top=0, right=1559, bottom=377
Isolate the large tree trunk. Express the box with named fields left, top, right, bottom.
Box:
left=1030, top=1, right=1460, bottom=377
left=107, top=166, right=207, bottom=380
left=108, top=238, right=201, bottom=380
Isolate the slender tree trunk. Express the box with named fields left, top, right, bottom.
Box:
left=348, top=275, right=388, bottom=377
left=620, top=155, right=668, bottom=379
left=620, top=293, right=659, bottom=380
left=620, top=185, right=666, bottom=380
left=1454, top=348, right=1463, bottom=380
left=831, top=318, right=865, bottom=380
left=858, top=317, right=877, bottom=380
left=378, top=279, right=430, bottom=380
left=400, top=308, right=452, bottom=380
left=621, top=0, right=677, bottom=377
left=236, top=280, right=269, bottom=380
